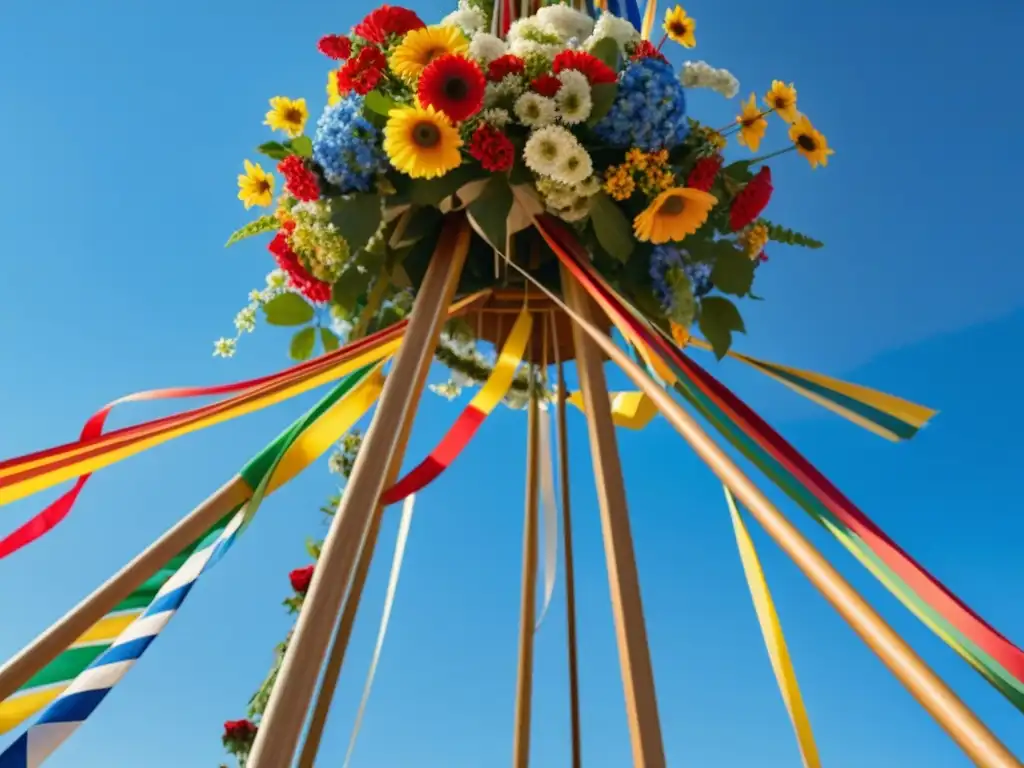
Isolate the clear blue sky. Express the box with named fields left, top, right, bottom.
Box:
left=1, top=0, right=1023, bottom=765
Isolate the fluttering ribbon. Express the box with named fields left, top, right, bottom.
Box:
left=640, top=0, right=658, bottom=40
left=0, top=366, right=384, bottom=753
left=534, top=214, right=1024, bottom=711
left=566, top=390, right=659, bottom=430
left=725, top=487, right=821, bottom=768
left=535, top=404, right=559, bottom=631
left=380, top=308, right=533, bottom=505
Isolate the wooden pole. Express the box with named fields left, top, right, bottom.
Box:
left=247, top=219, right=470, bottom=768
left=512, top=343, right=540, bottom=768
left=0, top=474, right=251, bottom=702
left=562, top=266, right=667, bottom=768
left=561, top=291, right=1023, bottom=768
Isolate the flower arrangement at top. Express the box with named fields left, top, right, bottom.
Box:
left=220, top=0, right=831, bottom=396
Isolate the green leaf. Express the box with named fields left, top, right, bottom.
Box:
left=225, top=215, right=278, bottom=247
left=329, top=194, right=383, bottom=254
left=263, top=293, right=315, bottom=326
left=331, top=266, right=376, bottom=315
left=587, top=82, right=618, bottom=125
left=288, top=136, right=313, bottom=158
left=665, top=266, right=696, bottom=328
left=289, top=327, right=316, bottom=360
left=722, top=160, right=754, bottom=184
left=364, top=91, right=399, bottom=117
left=304, top=537, right=323, bottom=560
left=699, top=296, right=745, bottom=359
left=319, top=327, right=340, bottom=352
left=589, top=192, right=635, bottom=263
left=710, top=243, right=756, bottom=296
left=763, top=220, right=824, bottom=249
left=407, top=164, right=488, bottom=206
left=256, top=141, right=292, bottom=161
left=590, top=37, right=619, bottom=71
left=467, top=175, right=513, bottom=250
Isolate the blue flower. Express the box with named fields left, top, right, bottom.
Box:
left=595, top=58, right=688, bottom=150
left=650, top=245, right=713, bottom=316
left=313, top=95, right=386, bottom=193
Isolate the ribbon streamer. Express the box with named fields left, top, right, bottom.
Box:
left=342, top=494, right=417, bottom=768
left=725, top=487, right=821, bottom=768
left=640, top=0, right=658, bottom=40
left=535, top=404, right=558, bottom=631
left=566, top=390, right=659, bottom=430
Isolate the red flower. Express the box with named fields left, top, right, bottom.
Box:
left=418, top=54, right=485, bottom=122
left=729, top=166, right=773, bottom=231
left=552, top=50, right=616, bottom=85
left=222, top=719, right=258, bottom=744
left=337, top=46, right=387, bottom=96
left=469, top=123, right=515, bottom=172
left=289, top=564, right=315, bottom=595
left=277, top=156, right=320, bottom=202
left=630, top=40, right=667, bottom=63
left=318, top=34, right=352, bottom=60
left=269, top=222, right=332, bottom=303
left=686, top=155, right=722, bottom=192
left=487, top=54, right=526, bottom=82
left=354, top=5, right=425, bottom=44
left=530, top=74, right=561, bottom=97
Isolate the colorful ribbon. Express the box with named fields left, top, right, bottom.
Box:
left=567, top=390, right=659, bottom=430
left=640, top=0, right=658, bottom=40
left=725, top=487, right=821, bottom=768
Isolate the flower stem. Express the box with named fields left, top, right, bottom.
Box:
left=717, top=107, right=775, bottom=136
left=747, top=145, right=796, bottom=167
left=656, top=33, right=668, bottom=51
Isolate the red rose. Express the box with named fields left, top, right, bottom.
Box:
left=268, top=222, right=332, bottom=304
left=686, top=155, right=723, bottom=192
left=289, top=564, right=315, bottom=595
left=317, top=34, right=352, bottom=60
left=729, top=166, right=773, bottom=231
left=222, top=719, right=258, bottom=743
left=469, top=124, right=515, bottom=172
left=353, top=5, right=425, bottom=44
left=629, top=40, right=667, bottom=63
left=337, top=46, right=387, bottom=96
left=486, top=54, right=526, bottom=82
left=552, top=50, right=617, bottom=85
left=529, top=73, right=561, bottom=97
left=277, top=156, right=320, bottom=202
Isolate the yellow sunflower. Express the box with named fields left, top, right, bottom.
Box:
left=633, top=187, right=717, bottom=244
left=390, top=25, right=468, bottom=81
left=663, top=6, right=696, bottom=48
left=735, top=93, right=768, bottom=153
left=384, top=104, right=463, bottom=179
left=265, top=96, right=308, bottom=138
left=788, top=115, right=834, bottom=169
left=237, top=160, right=274, bottom=209
left=326, top=70, right=341, bottom=106
left=763, top=80, right=798, bottom=123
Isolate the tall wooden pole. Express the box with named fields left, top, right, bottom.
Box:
left=247, top=219, right=470, bottom=767
left=512, top=346, right=540, bottom=768
left=560, top=288, right=1023, bottom=768
left=562, top=266, right=667, bottom=768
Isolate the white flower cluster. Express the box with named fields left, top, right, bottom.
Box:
left=584, top=12, right=640, bottom=53
left=524, top=125, right=593, bottom=186
left=681, top=60, right=740, bottom=99
left=536, top=175, right=601, bottom=222
left=441, top=0, right=487, bottom=36
left=212, top=269, right=290, bottom=359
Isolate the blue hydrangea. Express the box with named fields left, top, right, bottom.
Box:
left=595, top=58, right=688, bottom=150
left=650, top=245, right=712, bottom=316
left=313, top=95, right=386, bottom=193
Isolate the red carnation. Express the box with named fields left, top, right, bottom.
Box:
left=318, top=34, right=352, bottom=60
left=530, top=74, right=561, bottom=97
left=686, top=155, right=722, bottom=192
left=222, top=719, right=258, bottom=744
left=353, top=5, right=425, bottom=44
left=487, top=54, right=526, bottom=82
left=729, top=166, right=773, bottom=231
left=290, top=564, right=315, bottom=595
left=277, top=156, right=320, bottom=202
left=418, top=54, right=485, bottom=122
left=337, top=46, right=387, bottom=96
left=269, top=222, right=332, bottom=303
left=469, top=123, right=515, bottom=172
left=552, top=50, right=616, bottom=85
left=630, top=40, right=667, bottom=63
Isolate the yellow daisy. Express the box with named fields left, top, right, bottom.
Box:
left=788, top=115, right=834, bottom=169
left=663, top=6, right=696, bottom=48
left=237, top=160, right=274, bottom=209
left=763, top=80, right=798, bottom=123
left=633, top=187, right=717, bottom=244
left=390, top=25, right=468, bottom=81
left=735, top=93, right=768, bottom=153
left=326, top=70, right=341, bottom=106
left=384, top=104, right=463, bottom=179
left=265, top=96, right=308, bottom=139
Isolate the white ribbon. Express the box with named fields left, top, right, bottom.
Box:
left=535, top=404, right=559, bottom=632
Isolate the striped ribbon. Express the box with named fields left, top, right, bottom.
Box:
left=604, top=0, right=642, bottom=28
left=0, top=366, right=384, bottom=757
left=640, top=0, right=658, bottom=40
left=725, top=487, right=821, bottom=768
left=534, top=214, right=1024, bottom=711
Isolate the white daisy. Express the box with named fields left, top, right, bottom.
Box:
left=553, top=197, right=592, bottom=222
left=213, top=338, right=237, bottom=358
left=509, top=38, right=567, bottom=59
left=584, top=12, right=640, bottom=53
left=524, top=125, right=576, bottom=175
left=480, top=107, right=511, bottom=127
left=485, top=73, right=526, bottom=108
left=265, top=269, right=287, bottom=289
left=576, top=175, right=602, bottom=197
left=442, top=0, right=486, bottom=36
left=234, top=306, right=257, bottom=333
left=514, top=92, right=557, bottom=128
left=535, top=5, right=595, bottom=41
left=555, top=69, right=592, bottom=124
left=468, top=32, right=508, bottom=65
left=552, top=146, right=593, bottom=186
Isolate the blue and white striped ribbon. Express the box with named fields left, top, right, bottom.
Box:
left=0, top=509, right=246, bottom=767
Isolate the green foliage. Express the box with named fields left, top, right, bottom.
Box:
left=319, top=327, right=340, bottom=352
left=289, top=136, right=312, bottom=158
left=589, top=192, right=635, bottom=263
left=225, top=215, right=278, bottom=247
left=588, top=83, right=618, bottom=125
left=263, top=293, right=314, bottom=326
left=665, top=266, right=696, bottom=327
left=364, top=91, right=399, bottom=117
left=304, top=537, right=322, bottom=560
left=590, top=37, right=619, bottom=70
left=329, top=193, right=383, bottom=254
left=289, top=327, right=316, bottom=360
left=331, top=264, right=376, bottom=316
left=763, top=221, right=824, bottom=249
left=405, top=164, right=489, bottom=206
left=467, top=176, right=513, bottom=250
left=698, top=296, right=745, bottom=359
left=722, top=160, right=754, bottom=185
left=247, top=637, right=289, bottom=719
left=256, top=141, right=292, bottom=161
left=709, top=242, right=756, bottom=296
